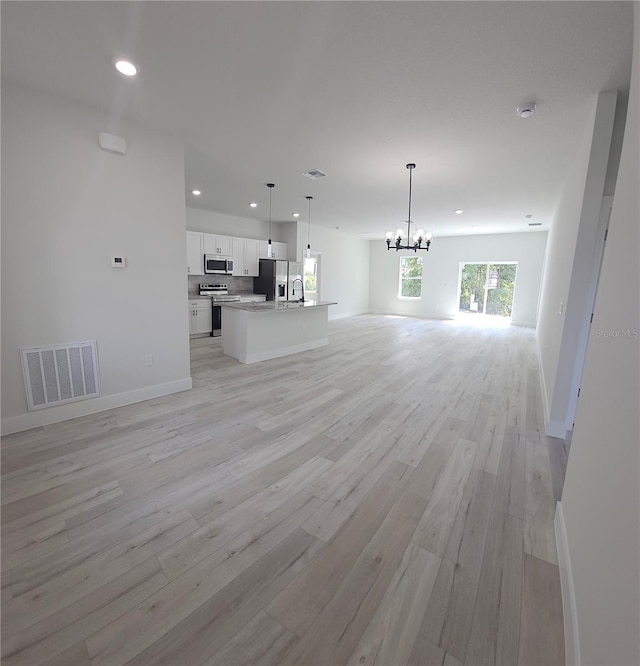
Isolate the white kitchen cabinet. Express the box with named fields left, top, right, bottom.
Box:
left=188, top=299, right=212, bottom=335
left=203, top=233, right=233, bottom=257
left=232, top=238, right=260, bottom=276
left=186, top=231, right=204, bottom=275
left=258, top=240, right=288, bottom=260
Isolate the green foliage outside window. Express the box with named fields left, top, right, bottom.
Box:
left=486, top=263, right=517, bottom=316
left=400, top=256, right=423, bottom=298
left=304, top=258, right=317, bottom=292
left=459, top=263, right=517, bottom=316
left=459, top=264, right=488, bottom=312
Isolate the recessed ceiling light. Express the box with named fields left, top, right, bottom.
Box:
left=114, top=59, right=138, bottom=76
left=249, top=202, right=258, bottom=208
left=191, top=190, right=201, bottom=196
left=292, top=213, right=300, bottom=218
left=455, top=209, right=464, bottom=215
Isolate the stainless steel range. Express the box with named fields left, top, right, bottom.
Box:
left=198, top=284, right=241, bottom=336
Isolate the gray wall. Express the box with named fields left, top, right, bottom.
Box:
left=1, top=83, right=191, bottom=433
left=559, top=6, right=639, bottom=664
left=369, top=231, right=548, bottom=327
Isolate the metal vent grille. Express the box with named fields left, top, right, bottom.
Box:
left=21, top=341, right=100, bottom=411
left=301, top=169, right=327, bottom=180
left=528, top=222, right=543, bottom=227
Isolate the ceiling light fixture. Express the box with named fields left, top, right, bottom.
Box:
left=292, top=213, right=300, bottom=218
left=455, top=209, right=464, bottom=215
left=114, top=59, right=138, bottom=76
left=385, top=164, right=432, bottom=252
left=191, top=189, right=201, bottom=196
left=266, top=183, right=275, bottom=258
left=516, top=102, right=537, bottom=118
left=250, top=202, right=258, bottom=208
left=305, top=196, right=313, bottom=259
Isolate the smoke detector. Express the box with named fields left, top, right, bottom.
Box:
left=301, top=169, right=327, bottom=180
left=517, top=102, right=537, bottom=118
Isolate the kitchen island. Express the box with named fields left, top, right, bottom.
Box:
left=221, top=300, right=337, bottom=364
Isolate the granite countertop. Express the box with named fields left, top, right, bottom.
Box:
left=219, top=300, right=337, bottom=312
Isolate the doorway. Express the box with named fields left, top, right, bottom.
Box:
left=458, top=262, right=518, bottom=320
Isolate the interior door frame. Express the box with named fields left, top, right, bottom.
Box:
left=566, top=195, right=613, bottom=429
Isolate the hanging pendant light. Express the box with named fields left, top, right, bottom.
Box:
left=266, top=183, right=275, bottom=258
left=305, top=196, right=313, bottom=259
left=385, top=163, right=433, bottom=252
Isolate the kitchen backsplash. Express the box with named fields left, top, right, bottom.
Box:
left=188, top=275, right=254, bottom=296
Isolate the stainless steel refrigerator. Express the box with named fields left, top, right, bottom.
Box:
left=253, top=259, right=303, bottom=301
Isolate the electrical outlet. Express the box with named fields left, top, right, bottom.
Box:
left=145, top=354, right=153, bottom=366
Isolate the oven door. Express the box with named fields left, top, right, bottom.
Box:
left=212, top=304, right=222, bottom=337
left=204, top=256, right=233, bottom=274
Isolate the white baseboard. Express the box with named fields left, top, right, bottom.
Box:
left=328, top=309, right=367, bottom=321
left=1, top=377, right=193, bottom=435
left=545, top=420, right=568, bottom=438
left=239, top=338, right=328, bottom=364
left=535, top=336, right=567, bottom=437
left=510, top=319, right=536, bottom=328
left=367, top=309, right=453, bottom=321
left=555, top=501, right=580, bottom=666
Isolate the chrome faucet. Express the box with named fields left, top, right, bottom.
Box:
left=291, top=278, right=305, bottom=302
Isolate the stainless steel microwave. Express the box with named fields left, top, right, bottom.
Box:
left=204, top=255, right=234, bottom=274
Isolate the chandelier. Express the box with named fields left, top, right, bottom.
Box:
left=385, top=163, right=433, bottom=252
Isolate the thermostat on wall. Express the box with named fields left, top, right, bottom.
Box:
left=111, top=256, right=127, bottom=268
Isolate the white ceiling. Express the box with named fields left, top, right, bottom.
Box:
left=1, top=1, right=633, bottom=239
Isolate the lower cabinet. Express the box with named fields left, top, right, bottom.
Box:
left=189, top=301, right=212, bottom=335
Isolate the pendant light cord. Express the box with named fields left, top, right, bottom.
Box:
left=407, top=165, right=413, bottom=238
left=267, top=183, right=274, bottom=243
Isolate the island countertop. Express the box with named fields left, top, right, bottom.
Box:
left=219, top=300, right=336, bottom=312
left=221, top=300, right=337, bottom=363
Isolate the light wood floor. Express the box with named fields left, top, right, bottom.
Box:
left=1, top=315, right=568, bottom=666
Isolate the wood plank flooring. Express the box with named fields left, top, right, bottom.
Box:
left=1, top=315, right=567, bottom=665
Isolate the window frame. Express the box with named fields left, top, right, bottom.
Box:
left=398, top=255, right=423, bottom=299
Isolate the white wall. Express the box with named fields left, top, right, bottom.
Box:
left=369, top=231, right=547, bottom=326
left=1, top=83, right=191, bottom=433
left=536, top=90, right=618, bottom=436
left=558, top=7, right=639, bottom=665
left=291, top=222, right=370, bottom=320
left=186, top=207, right=282, bottom=243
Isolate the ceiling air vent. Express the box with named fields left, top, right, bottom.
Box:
left=528, top=222, right=543, bottom=227
left=301, top=169, right=327, bottom=180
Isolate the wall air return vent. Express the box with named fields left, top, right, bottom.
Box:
left=21, top=341, right=100, bottom=411
left=301, top=169, right=327, bottom=180
left=528, top=222, right=543, bottom=226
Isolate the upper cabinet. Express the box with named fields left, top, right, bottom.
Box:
left=203, top=233, right=233, bottom=257
left=232, top=238, right=261, bottom=276
left=186, top=231, right=204, bottom=275
left=187, top=232, right=286, bottom=275
left=258, top=240, right=288, bottom=260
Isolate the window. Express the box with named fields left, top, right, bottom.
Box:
left=304, top=256, right=319, bottom=299
left=399, top=256, right=423, bottom=298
